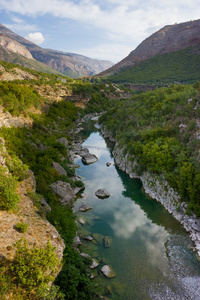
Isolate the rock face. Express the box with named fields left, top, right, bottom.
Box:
left=0, top=33, right=33, bottom=59
left=100, top=19, right=200, bottom=76
left=50, top=181, right=75, bottom=205
left=0, top=106, right=33, bottom=129
left=95, top=189, right=110, bottom=199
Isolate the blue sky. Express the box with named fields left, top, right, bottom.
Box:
left=0, top=0, right=199, bottom=63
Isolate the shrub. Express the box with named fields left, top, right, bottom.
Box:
left=15, top=222, right=29, bottom=233
left=11, top=239, right=60, bottom=293
left=0, top=166, right=20, bottom=211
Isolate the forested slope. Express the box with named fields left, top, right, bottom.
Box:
left=100, top=83, right=200, bottom=215
left=107, top=46, right=200, bottom=84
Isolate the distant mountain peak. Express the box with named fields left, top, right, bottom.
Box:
left=0, top=24, right=113, bottom=78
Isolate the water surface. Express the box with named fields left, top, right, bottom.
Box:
left=74, top=120, right=200, bottom=299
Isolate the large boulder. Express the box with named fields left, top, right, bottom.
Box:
left=82, top=152, right=98, bottom=165
left=90, top=258, right=99, bottom=269
left=73, top=236, right=82, bottom=247
left=50, top=181, right=75, bottom=205
left=101, top=265, right=116, bottom=278
left=57, top=137, right=68, bottom=148
left=93, top=233, right=104, bottom=244
left=52, top=162, right=67, bottom=176
left=76, top=147, right=98, bottom=165
left=78, top=204, right=93, bottom=212
left=95, top=189, right=110, bottom=199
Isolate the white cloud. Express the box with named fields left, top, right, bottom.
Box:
left=0, top=0, right=199, bottom=42
left=25, top=32, right=45, bottom=44
left=10, top=16, right=24, bottom=23
left=4, top=22, right=37, bottom=33
left=1, top=0, right=200, bottom=60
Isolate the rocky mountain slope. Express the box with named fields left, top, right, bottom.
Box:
left=0, top=33, right=33, bottom=59
left=0, top=24, right=113, bottom=77
left=100, top=19, right=200, bottom=76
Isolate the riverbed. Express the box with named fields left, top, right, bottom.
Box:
left=73, top=119, right=200, bottom=300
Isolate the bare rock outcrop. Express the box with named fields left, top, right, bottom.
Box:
left=0, top=33, right=33, bottom=60
left=0, top=170, right=65, bottom=262
left=52, top=161, right=67, bottom=176
left=0, top=106, right=33, bottom=128
left=50, top=181, right=75, bottom=205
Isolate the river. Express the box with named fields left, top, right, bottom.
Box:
left=73, top=119, right=200, bottom=300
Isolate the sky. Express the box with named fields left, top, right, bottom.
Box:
left=0, top=0, right=199, bottom=63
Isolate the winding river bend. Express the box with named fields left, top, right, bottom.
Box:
left=74, top=119, right=200, bottom=300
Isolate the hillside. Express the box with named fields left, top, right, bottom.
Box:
left=108, top=45, right=200, bottom=84
left=0, top=43, right=63, bottom=75
left=0, top=24, right=113, bottom=78
left=100, top=82, right=200, bottom=216
left=99, top=19, right=200, bottom=84
left=0, top=61, right=119, bottom=299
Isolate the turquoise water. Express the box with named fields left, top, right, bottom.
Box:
left=74, top=120, right=200, bottom=299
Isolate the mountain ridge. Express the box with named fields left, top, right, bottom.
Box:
left=0, top=24, right=113, bottom=77
left=99, top=19, right=200, bottom=77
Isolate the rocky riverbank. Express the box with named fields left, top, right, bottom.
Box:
left=100, top=126, right=200, bottom=258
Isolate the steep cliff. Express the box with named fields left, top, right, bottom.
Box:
left=0, top=33, right=33, bottom=60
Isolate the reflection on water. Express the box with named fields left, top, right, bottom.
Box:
left=74, top=121, right=200, bottom=300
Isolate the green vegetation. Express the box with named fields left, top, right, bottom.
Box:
left=15, top=222, right=29, bottom=233
left=0, top=165, right=20, bottom=211
left=0, top=62, right=111, bottom=298
left=0, top=239, right=64, bottom=299
left=108, top=46, right=200, bottom=84
left=2, top=59, right=200, bottom=298
left=0, top=81, right=41, bottom=115
left=100, top=83, right=200, bottom=215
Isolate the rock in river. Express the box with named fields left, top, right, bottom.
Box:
left=90, top=258, right=99, bottom=269
left=84, top=236, right=93, bottom=241
left=101, top=265, right=116, bottom=278
left=95, top=189, right=110, bottom=199
left=79, top=204, right=93, bottom=212
left=104, top=236, right=112, bottom=248
left=78, top=218, right=86, bottom=225
left=82, top=152, right=98, bottom=165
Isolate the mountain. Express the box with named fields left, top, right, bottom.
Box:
left=0, top=24, right=113, bottom=77
left=99, top=19, right=200, bottom=83
left=0, top=34, right=63, bottom=75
